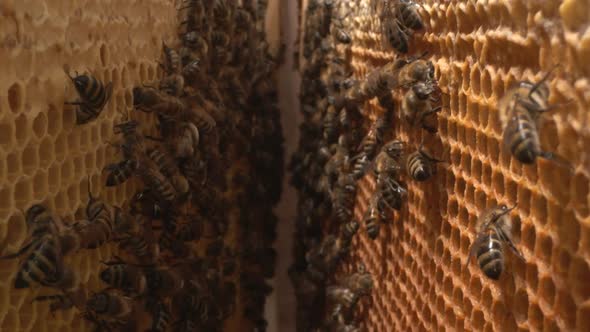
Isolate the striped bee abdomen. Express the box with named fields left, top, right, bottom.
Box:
left=504, top=108, right=540, bottom=164
left=406, top=151, right=432, bottom=181
left=15, top=236, right=61, bottom=288
left=476, top=233, right=504, bottom=280
left=105, top=159, right=137, bottom=187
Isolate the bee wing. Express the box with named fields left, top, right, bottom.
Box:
left=497, top=227, right=525, bottom=261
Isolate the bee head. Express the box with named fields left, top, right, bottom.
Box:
left=73, top=75, right=90, bottom=92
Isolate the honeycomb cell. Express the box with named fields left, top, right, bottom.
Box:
left=100, top=43, right=109, bottom=66
left=555, top=290, right=576, bottom=329
left=513, top=288, right=528, bottom=322
left=32, top=111, right=48, bottom=140
left=569, top=256, right=590, bottom=301
left=13, top=179, right=33, bottom=209
left=526, top=263, right=539, bottom=292
left=54, top=134, right=67, bottom=163
left=47, top=163, right=61, bottom=194
left=480, top=68, right=492, bottom=99
left=0, top=187, right=13, bottom=219
left=21, top=145, right=39, bottom=177
left=46, top=104, right=62, bottom=137
left=6, top=151, right=21, bottom=182
left=32, top=170, right=48, bottom=201
left=571, top=172, right=590, bottom=217
left=7, top=82, right=24, bottom=114
left=577, top=303, right=590, bottom=332
left=1, top=308, right=19, bottom=331
left=5, top=212, right=26, bottom=249
left=14, top=114, right=28, bottom=145
left=539, top=275, right=556, bottom=307
left=0, top=122, right=15, bottom=149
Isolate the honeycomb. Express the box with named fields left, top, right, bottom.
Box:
left=293, top=0, right=590, bottom=331
left=0, top=1, right=282, bottom=331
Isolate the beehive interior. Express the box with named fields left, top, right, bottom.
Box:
left=0, top=0, right=283, bottom=331
left=293, top=0, right=590, bottom=331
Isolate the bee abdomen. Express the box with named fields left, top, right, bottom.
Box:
left=105, top=160, right=137, bottom=187
left=505, top=112, right=539, bottom=164
left=407, top=154, right=431, bottom=181
left=477, top=237, right=504, bottom=280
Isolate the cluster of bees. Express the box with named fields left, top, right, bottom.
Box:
left=290, top=0, right=574, bottom=330
left=1, top=1, right=283, bottom=331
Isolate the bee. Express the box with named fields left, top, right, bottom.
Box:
left=181, top=59, right=201, bottom=80
left=159, top=226, right=190, bottom=258
left=129, top=189, right=165, bottom=219
left=75, top=180, right=115, bottom=249
left=397, top=57, right=435, bottom=86
left=305, top=235, right=345, bottom=282
left=396, top=0, right=424, bottom=30
left=331, top=173, right=357, bottom=222
left=85, top=291, right=134, bottom=324
left=161, top=42, right=181, bottom=75
left=363, top=196, right=385, bottom=239
left=119, top=232, right=155, bottom=262
left=333, top=27, right=351, bottom=44
left=139, top=165, right=178, bottom=203
left=406, top=144, right=444, bottom=181
left=340, top=219, right=360, bottom=244
left=0, top=205, right=66, bottom=289
left=104, top=159, right=138, bottom=187
left=145, top=267, right=186, bottom=297
left=498, top=69, right=572, bottom=168
left=378, top=176, right=407, bottom=211
left=133, top=87, right=186, bottom=116
left=99, top=257, right=147, bottom=294
left=468, top=204, right=524, bottom=280
left=146, top=146, right=190, bottom=195
left=64, top=70, right=113, bottom=125
left=402, top=81, right=442, bottom=132
left=182, top=32, right=209, bottom=56
left=147, top=300, right=172, bottom=332
left=326, top=285, right=357, bottom=308
left=341, top=264, right=373, bottom=296
left=159, top=73, right=185, bottom=97
left=381, top=16, right=409, bottom=53
left=323, top=104, right=338, bottom=142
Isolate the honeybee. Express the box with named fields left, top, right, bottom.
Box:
left=323, top=104, right=338, bottom=142
left=145, top=267, right=186, bottom=297
left=402, top=81, right=442, bottom=132
left=341, top=264, right=373, bottom=296
left=138, top=165, right=178, bottom=203
left=147, top=300, right=172, bottom=332
left=99, top=257, right=147, bottom=295
left=0, top=205, right=66, bottom=289
left=381, top=16, right=409, bottom=53
left=397, top=56, right=435, bottom=86
left=498, top=69, right=572, bottom=168
left=326, top=285, right=357, bottom=309
left=405, top=144, right=444, bottom=181
left=331, top=173, right=357, bottom=222
left=104, top=159, right=138, bottom=187
left=129, top=189, right=164, bottom=219
left=181, top=59, right=201, bottom=80
left=468, top=204, right=524, bottom=280
left=133, top=86, right=187, bottom=116
left=183, top=31, right=209, bottom=56
left=333, top=27, right=352, bottom=44
left=161, top=42, right=181, bottom=75
left=159, top=225, right=190, bottom=258
left=64, top=70, right=113, bottom=125
left=159, top=73, right=185, bottom=97
left=378, top=176, right=407, bottom=211
left=75, top=182, right=115, bottom=249
left=396, top=0, right=423, bottom=30
left=85, top=291, right=134, bottom=325
left=146, top=146, right=190, bottom=195
left=119, top=232, right=155, bottom=262
left=363, top=196, right=386, bottom=239
left=340, top=219, right=360, bottom=244
left=305, top=235, right=345, bottom=282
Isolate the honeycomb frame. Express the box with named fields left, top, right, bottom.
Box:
left=297, top=0, right=590, bottom=331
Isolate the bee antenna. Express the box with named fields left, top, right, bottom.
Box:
left=529, top=65, right=559, bottom=98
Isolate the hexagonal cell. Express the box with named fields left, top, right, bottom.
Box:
left=14, top=114, right=29, bottom=146
left=67, top=130, right=81, bottom=153
left=13, top=179, right=33, bottom=209
left=528, top=301, right=543, bottom=329
left=555, top=290, right=577, bottom=329
left=0, top=121, right=15, bottom=150
left=31, top=170, right=49, bottom=202
left=139, top=62, right=149, bottom=81
left=53, top=191, right=69, bottom=214
left=38, top=136, right=54, bottom=166
left=1, top=308, right=19, bottom=330
left=60, top=159, right=74, bottom=184
left=100, top=43, right=109, bottom=66
left=7, top=82, right=24, bottom=114
left=47, top=163, right=61, bottom=194
left=46, top=104, right=63, bottom=137
left=6, top=151, right=21, bottom=182
left=32, top=111, right=48, bottom=140
left=21, top=144, right=39, bottom=177
left=480, top=68, right=493, bottom=99
left=54, top=134, right=68, bottom=163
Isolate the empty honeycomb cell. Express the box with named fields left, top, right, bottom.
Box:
left=67, top=183, right=80, bottom=205
left=21, top=145, right=39, bottom=177
left=47, top=163, right=61, bottom=193
left=554, top=247, right=573, bottom=279
left=32, top=170, right=48, bottom=201
left=569, top=256, right=590, bottom=301
left=480, top=68, right=493, bottom=99
left=556, top=210, right=580, bottom=252
left=481, top=287, right=493, bottom=308
left=67, top=130, right=81, bottom=153
left=478, top=104, right=490, bottom=129
left=555, top=290, right=577, bottom=329
left=0, top=122, right=15, bottom=149
left=521, top=222, right=536, bottom=252
left=577, top=303, right=590, bottom=331
left=458, top=92, right=467, bottom=118
left=100, top=44, right=109, bottom=66
left=526, top=262, right=539, bottom=292
left=486, top=136, right=499, bottom=163
left=14, top=114, right=29, bottom=146
left=530, top=193, right=548, bottom=224
left=539, top=275, right=556, bottom=307
left=60, top=159, right=74, bottom=184
left=0, top=185, right=13, bottom=219
left=491, top=170, right=504, bottom=196
left=535, top=231, right=553, bottom=262
left=6, top=151, right=22, bottom=182
left=474, top=188, right=486, bottom=210
left=46, top=104, right=62, bottom=137
left=504, top=179, right=517, bottom=203
left=465, top=126, right=476, bottom=150
left=1, top=308, right=19, bottom=330
left=139, top=63, right=149, bottom=81
left=7, top=82, right=24, bottom=114
left=5, top=213, right=26, bottom=249
left=481, top=162, right=492, bottom=187
left=148, top=65, right=157, bottom=81
left=13, top=179, right=33, bottom=209
left=528, top=302, right=543, bottom=329
left=125, top=89, right=133, bottom=107
left=54, top=134, right=67, bottom=163
left=32, top=112, right=48, bottom=140
left=571, top=172, right=589, bottom=217
left=513, top=288, right=529, bottom=322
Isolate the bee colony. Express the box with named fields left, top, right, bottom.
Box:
left=0, top=0, right=282, bottom=331
left=290, top=0, right=590, bottom=331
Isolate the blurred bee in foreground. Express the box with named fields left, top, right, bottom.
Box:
left=402, top=81, right=442, bottom=133
left=64, top=69, right=113, bottom=125
left=380, top=0, right=423, bottom=53
left=468, top=204, right=524, bottom=280
left=498, top=68, right=573, bottom=170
